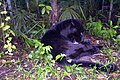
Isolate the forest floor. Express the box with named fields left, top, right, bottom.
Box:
left=0, top=35, right=120, bottom=80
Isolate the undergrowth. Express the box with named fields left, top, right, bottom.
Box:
left=11, top=39, right=118, bottom=80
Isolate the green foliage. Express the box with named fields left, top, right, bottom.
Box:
left=86, top=17, right=120, bottom=49
left=18, top=32, right=34, bottom=47
left=10, top=2, right=51, bottom=42
left=0, top=0, right=120, bottom=79
left=11, top=9, right=49, bottom=46
left=86, top=17, right=118, bottom=40
left=12, top=10, right=37, bottom=33
left=0, top=52, right=4, bottom=58
left=27, top=39, right=101, bottom=79
left=39, top=4, right=52, bottom=15
left=55, top=53, right=66, bottom=61
left=101, top=48, right=118, bottom=65
left=59, top=7, right=80, bottom=21
left=28, top=39, right=52, bottom=60
left=114, top=35, right=120, bottom=44
left=58, top=0, right=102, bottom=21
left=58, top=0, right=84, bottom=21
left=0, top=3, right=16, bottom=53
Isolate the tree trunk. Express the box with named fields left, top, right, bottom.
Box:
left=50, top=0, right=59, bottom=25
left=108, top=0, right=113, bottom=22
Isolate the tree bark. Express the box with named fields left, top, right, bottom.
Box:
left=108, top=0, right=113, bottom=22
left=50, top=0, right=59, bottom=25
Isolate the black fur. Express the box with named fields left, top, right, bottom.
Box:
left=41, top=19, right=118, bottom=72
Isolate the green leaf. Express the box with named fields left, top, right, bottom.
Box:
left=63, top=71, right=68, bottom=76
left=39, top=4, right=45, bottom=7
left=46, top=6, right=52, bottom=10
left=5, top=33, right=10, bottom=38
left=0, top=2, right=2, bottom=6
left=55, top=54, right=61, bottom=61
left=0, top=52, right=4, bottom=58
left=42, top=7, right=45, bottom=15
left=5, top=16, right=10, bottom=21
left=8, top=42, right=12, bottom=46
left=113, top=25, right=119, bottom=28
left=1, top=11, right=7, bottom=14
left=2, top=25, right=10, bottom=31
left=46, top=10, right=50, bottom=14
left=97, top=21, right=102, bottom=30
left=8, top=37, right=12, bottom=41
left=28, top=54, right=33, bottom=59
left=45, top=46, right=52, bottom=52
left=8, top=47, right=12, bottom=52
left=110, top=20, right=113, bottom=27
left=4, top=44, right=8, bottom=48
left=12, top=45, right=16, bottom=49
left=117, top=35, right=120, bottom=38
left=10, top=30, right=15, bottom=36
left=0, top=22, right=4, bottom=28
left=65, top=66, right=71, bottom=72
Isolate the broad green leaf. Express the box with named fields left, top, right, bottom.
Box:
left=8, top=37, right=12, bottom=41
left=8, top=47, right=12, bottom=52
left=1, top=11, right=7, bottom=14
left=55, top=54, right=61, bottom=61
left=0, top=22, right=4, bottom=28
left=65, top=66, right=71, bottom=72
left=42, top=7, right=45, bottom=14
left=4, top=44, right=8, bottom=48
left=8, top=43, right=12, bottom=46
left=46, top=6, right=52, bottom=10
left=39, top=4, right=45, bottom=7
left=6, top=40, right=11, bottom=44
left=10, top=30, right=15, bottom=36
left=5, top=33, right=10, bottom=38
left=46, top=10, right=50, bottom=14
left=45, top=46, right=52, bottom=52
left=63, top=71, right=68, bottom=76
left=12, top=45, right=16, bottom=49
left=5, top=16, right=10, bottom=21
left=113, top=25, right=119, bottom=28
left=2, top=25, right=10, bottom=31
